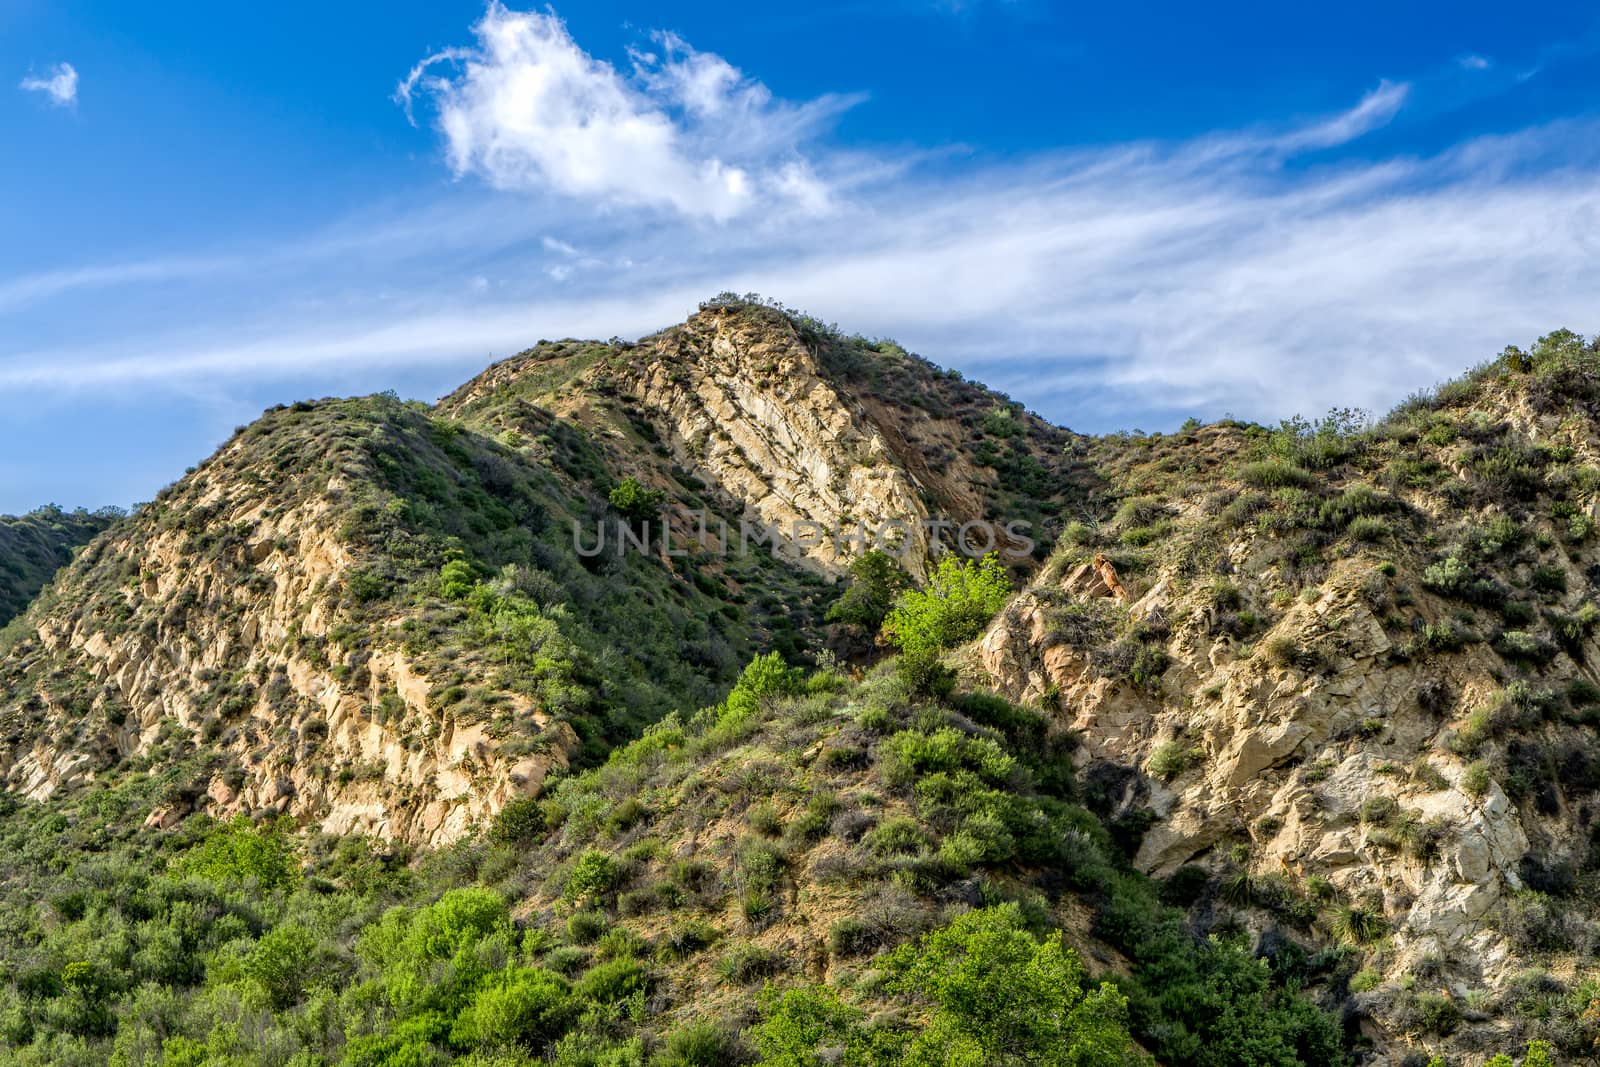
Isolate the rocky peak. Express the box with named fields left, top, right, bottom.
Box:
left=443, top=299, right=1087, bottom=578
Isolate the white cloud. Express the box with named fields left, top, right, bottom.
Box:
left=396, top=4, right=852, bottom=220
left=19, top=62, right=78, bottom=107
left=6, top=25, right=1600, bottom=441
left=1271, top=80, right=1409, bottom=152
left=1459, top=54, right=1492, bottom=71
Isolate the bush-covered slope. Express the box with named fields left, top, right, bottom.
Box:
left=4, top=304, right=1600, bottom=1066
left=0, top=393, right=829, bottom=844
left=0, top=655, right=1355, bottom=1066
left=977, top=329, right=1600, bottom=1062
left=0, top=507, right=119, bottom=627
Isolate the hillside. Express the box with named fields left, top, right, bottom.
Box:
left=0, top=300, right=1081, bottom=849
left=0, top=507, right=119, bottom=628
left=439, top=297, right=1091, bottom=577
left=978, top=329, right=1600, bottom=1061
left=0, top=301, right=1595, bottom=1066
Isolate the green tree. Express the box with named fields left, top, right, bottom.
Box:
left=180, top=815, right=299, bottom=890
left=882, top=553, right=1011, bottom=657
left=608, top=477, right=666, bottom=523
left=439, top=558, right=479, bottom=600
left=885, top=905, right=1140, bottom=1066
left=826, top=550, right=911, bottom=631
left=451, top=966, right=574, bottom=1051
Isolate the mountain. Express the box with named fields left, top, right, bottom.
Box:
left=977, top=330, right=1600, bottom=1060
left=0, top=507, right=119, bottom=628
left=0, top=300, right=1594, bottom=1066
left=0, top=299, right=1080, bottom=847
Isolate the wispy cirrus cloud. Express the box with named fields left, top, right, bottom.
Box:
left=19, top=62, right=78, bottom=107
left=4, top=6, right=1599, bottom=450
left=1273, top=80, right=1410, bottom=151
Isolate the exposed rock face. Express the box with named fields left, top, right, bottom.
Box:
left=612, top=309, right=938, bottom=575
left=983, top=547, right=1555, bottom=960
left=0, top=440, right=576, bottom=847
left=978, top=394, right=1600, bottom=1057
left=441, top=303, right=1083, bottom=579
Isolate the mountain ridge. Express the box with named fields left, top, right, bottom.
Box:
left=1, top=303, right=1598, bottom=1065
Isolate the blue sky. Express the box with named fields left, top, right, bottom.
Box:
left=4, top=1, right=1600, bottom=513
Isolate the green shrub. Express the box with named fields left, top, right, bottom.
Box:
left=565, top=850, right=621, bottom=903
left=894, top=647, right=955, bottom=698
left=737, top=839, right=786, bottom=893
left=882, top=553, right=1012, bottom=656
left=1413, top=991, right=1462, bottom=1035
left=879, top=727, right=1015, bottom=789
left=1494, top=629, right=1556, bottom=665
left=573, top=958, right=650, bottom=1003
left=741, top=889, right=775, bottom=925
left=1330, top=903, right=1387, bottom=944
left=1239, top=460, right=1312, bottom=489
left=1568, top=677, right=1600, bottom=707
left=1420, top=620, right=1465, bottom=653
left=1411, top=759, right=1449, bottom=792
left=660, top=919, right=719, bottom=961
left=717, top=943, right=783, bottom=985
left=1345, top=516, right=1390, bottom=543
left=1359, top=796, right=1399, bottom=825
left=746, top=802, right=782, bottom=837
left=653, top=1020, right=741, bottom=1066
left=1349, top=969, right=1382, bottom=993
left=566, top=911, right=608, bottom=944
left=1095, top=640, right=1170, bottom=692
left=825, top=549, right=911, bottom=630
left=751, top=985, right=868, bottom=1064
left=240, top=926, right=318, bottom=1009
left=1422, top=556, right=1472, bottom=596
left=1531, top=565, right=1567, bottom=594
left=719, top=653, right=805, bottom=726
left=180, top=816, right=299, bottom=890
left=1262, top=635, right=1305, bottom=669
left=607, top=477, right=665, bottom=523
left=450, top=966, right=574, bottom=1050
left=1209, top=580, right=1243, bottom=611
left=1062, top=520, right=1097, bottom=545
left=1112, top=496, right=1167, bottom=529
left=439, top=559, right=478, bottom=600
left=882, top=905, right=1137, bottom=1065
left=857, top=705, right=893, bottom=734
left=489, top=796, right=547, bottom=846
left=864, top=816, right=930, bottom=857
left=828, top=916, right=877, bottom=957
left=1148, top=741, right=1199, bottom=783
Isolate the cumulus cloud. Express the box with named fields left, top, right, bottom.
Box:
left=19, top=62, right=77, bottom=107
left=396, top=4, right=852, bottom=220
